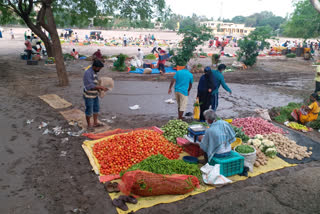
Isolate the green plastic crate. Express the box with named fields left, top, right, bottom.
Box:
left=209, top=151, right=244, bottom=177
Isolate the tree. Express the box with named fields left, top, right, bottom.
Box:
left=237, top=27, right=272, bottom=66
left=310, top=0, right=320, bottom=12
left=1, top=0, right=69, bottom=86
left=283, top=0, right=320, bottom=39
left=171, top=23, right=211, bottom=66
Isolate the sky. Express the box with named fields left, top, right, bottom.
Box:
left=165, top=0, right=295, bottom=19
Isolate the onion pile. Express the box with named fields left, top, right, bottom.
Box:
left=232, top=117, right=286, bottom=137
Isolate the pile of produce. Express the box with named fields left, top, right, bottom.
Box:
left=162, top=120, right=189, bottom=143
left=235, top=145, right=255, bottom=154
left=309, top=119, right=320, bottom=129
left=286, top=122, right=309, bottom=132
left=263, top=133, right=312, bottom=160
left=232, top=125, right=250, bottom=143
left=253, top=147, right=268, bottom=167
left=232, top=117, right=286, bottom=137
left=247, top=135, right=277, bottom=158
left=120, top=154, right=202, bottom=179
left=92, top=130, right=182, bottom=175
left=270, top=102, right=302, bottom=123
left=144, top=54, right=157, bottom=60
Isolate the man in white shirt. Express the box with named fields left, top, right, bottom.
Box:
left=137, top=49, right=144, bottom=67
left=151, top=39, right=159, bottom=54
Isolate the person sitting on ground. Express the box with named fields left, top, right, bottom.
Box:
left=71, top=48, right=79, bottom=59
left=157, top=47, right=167, bottom=74
left=168, top=66, right=193, bottom=119
left=198, top=109, right=236, bottom=163
left=83, top=60, right=108, bottom=129
left=93, top=49, right=104, bottom=62
left=292, top=93, right=320, bottom=125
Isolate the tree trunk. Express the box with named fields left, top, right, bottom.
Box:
left=310, top=0, right=320, bottom=13
left=44, top=5, right=69, bottom=86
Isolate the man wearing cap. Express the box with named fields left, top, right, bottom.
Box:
left=83, top=60, right=108, bottom=129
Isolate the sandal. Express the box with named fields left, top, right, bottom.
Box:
left=112, top=198, right=128, bottom=211
left=93, top=123, right=104, bottom=128
left=119, top=195, right=138, bottom=204
left=104, top=182, right=120, bottom=193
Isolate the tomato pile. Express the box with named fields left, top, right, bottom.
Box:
left=92, top=130, right=183, bottom=175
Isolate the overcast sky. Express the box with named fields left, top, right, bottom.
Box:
left=166, top=0, right=295, bottom=19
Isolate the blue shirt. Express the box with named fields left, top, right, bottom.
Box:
left=200, top=120, right=236, bottom=161
left=212, top=70, right=232, bottom=94
left=174, top=69, right=193, bottom=96
left=83, top=67, right=97, bottom=91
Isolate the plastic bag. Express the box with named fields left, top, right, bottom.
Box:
left=200, top=163, right=232, bottom=186
left=119, top=170, right=199, bottom=196
left=236, top=147, right=256, bottom=172
left=193, top=99, right=200, bottom=120
left=255, top=109, right=271, bottom=121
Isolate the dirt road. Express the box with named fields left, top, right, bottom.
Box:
left=1, top=36, right=320, bottom=213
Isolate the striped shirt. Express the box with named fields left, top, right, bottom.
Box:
left=83, top=67, right=99, bottom=98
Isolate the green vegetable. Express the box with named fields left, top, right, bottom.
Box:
left=271, top=102, right=303, bottom=123
left=144, top=54, right=157, bottom=60
left=231, top=125, right=249, bottom=143
left=235, top=145, right=255, bottom=154
left=120, top=154, right=202, bottom=180
left=162, top=119, right=189, bottom=144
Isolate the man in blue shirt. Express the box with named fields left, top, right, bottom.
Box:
left=83, top=60, right=108, bottom=129
left=211, top=64, right=232, bottom=111
left=168, top=68, right=193, bottom=119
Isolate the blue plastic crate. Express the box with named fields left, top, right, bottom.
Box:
left=187, top=128, right=206, bottom=137
left=209, top=151, right=244, bottom=177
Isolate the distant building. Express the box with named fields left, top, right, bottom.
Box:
left=154, top=22, right=163, bottom=30
left=200, top=21, right=255, bottom=36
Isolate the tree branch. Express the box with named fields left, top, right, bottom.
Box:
left=310, top=0, right=320, bottom=13
left=7, top=0, right=23, bottom=17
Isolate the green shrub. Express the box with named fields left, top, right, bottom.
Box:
left=286, top=53, right=296, bottom=58
left=113, top=53, right=127, bottom=72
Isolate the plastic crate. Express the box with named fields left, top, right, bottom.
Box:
left=209, top=151, right=244, bottom=177
left=183, top=143, right=204, bottom=157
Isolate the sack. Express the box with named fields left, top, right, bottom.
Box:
left=193, top=99, right=200, bottom=120
left=119, top=170, right=199, bottom=196
left=236, top=147, right=256, bottom=172
left=99, top=77, right=114, bottom=98
left=143, top=68, right=152, bottom=74
left=255, top=109, right=271, bottom=121
left=200, top=163, right=232, bottom=186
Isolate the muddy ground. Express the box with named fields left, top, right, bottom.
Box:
left=1, top=37, right=320, bottom=214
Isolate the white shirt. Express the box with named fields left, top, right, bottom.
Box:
left=137, top=50, right=144, bottom=60
left=153, top=41, right=158, bottom=48
left=123, top=36, right=127, bottom=41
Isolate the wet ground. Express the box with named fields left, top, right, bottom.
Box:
left=1, top=50, right=320, bottom=214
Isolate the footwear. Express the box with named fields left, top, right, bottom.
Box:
left=93, top=123, right=104, bottom=128
left=104, top=182, right=120, bottom=193
left=119, top=195, right=138, bottom=204
left=112, top=198, right=128, bottom=211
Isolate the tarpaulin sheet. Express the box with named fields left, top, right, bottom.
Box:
left=129, top=67, right=178, bottom=74
left=81, top=134, right=295, bottom=214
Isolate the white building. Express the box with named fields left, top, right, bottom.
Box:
left=200, top=21, right=255, bottom=36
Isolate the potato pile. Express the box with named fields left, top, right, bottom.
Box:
left=253, top=146, right=268, bottom=167
left=264, top=133, right=312, bottom=160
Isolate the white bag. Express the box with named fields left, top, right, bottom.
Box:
left=200, top=163, right=232, bottom=186
left=255, top=109, right=272, bottom=121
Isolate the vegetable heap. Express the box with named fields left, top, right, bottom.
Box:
left=120, top=154, right=202, bottom=180
left=248, top=134, right=277, bottom=158
left=287, top=122, right=309, bottom=131
left=263, top=133, right=312, bottom=160
left=232, top=117, right=286, bottom=137
left=162, top=120, right=189, bottom=143
left=270, top=102, right=302, bottom=123
left=235, top=145, right=255, bottom=154
left=92, top=130, right=182, bottom=175
left=231, top=125, right=250, bottom=143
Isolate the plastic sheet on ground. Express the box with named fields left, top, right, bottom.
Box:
left=81, top=134, right=295, bottom=214
left=39, top=94, right=72, bottom=109
left=129, top=67, right=177, bottom=74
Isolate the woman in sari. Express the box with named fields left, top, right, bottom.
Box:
left=292, top=93, right=320, bottom=124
